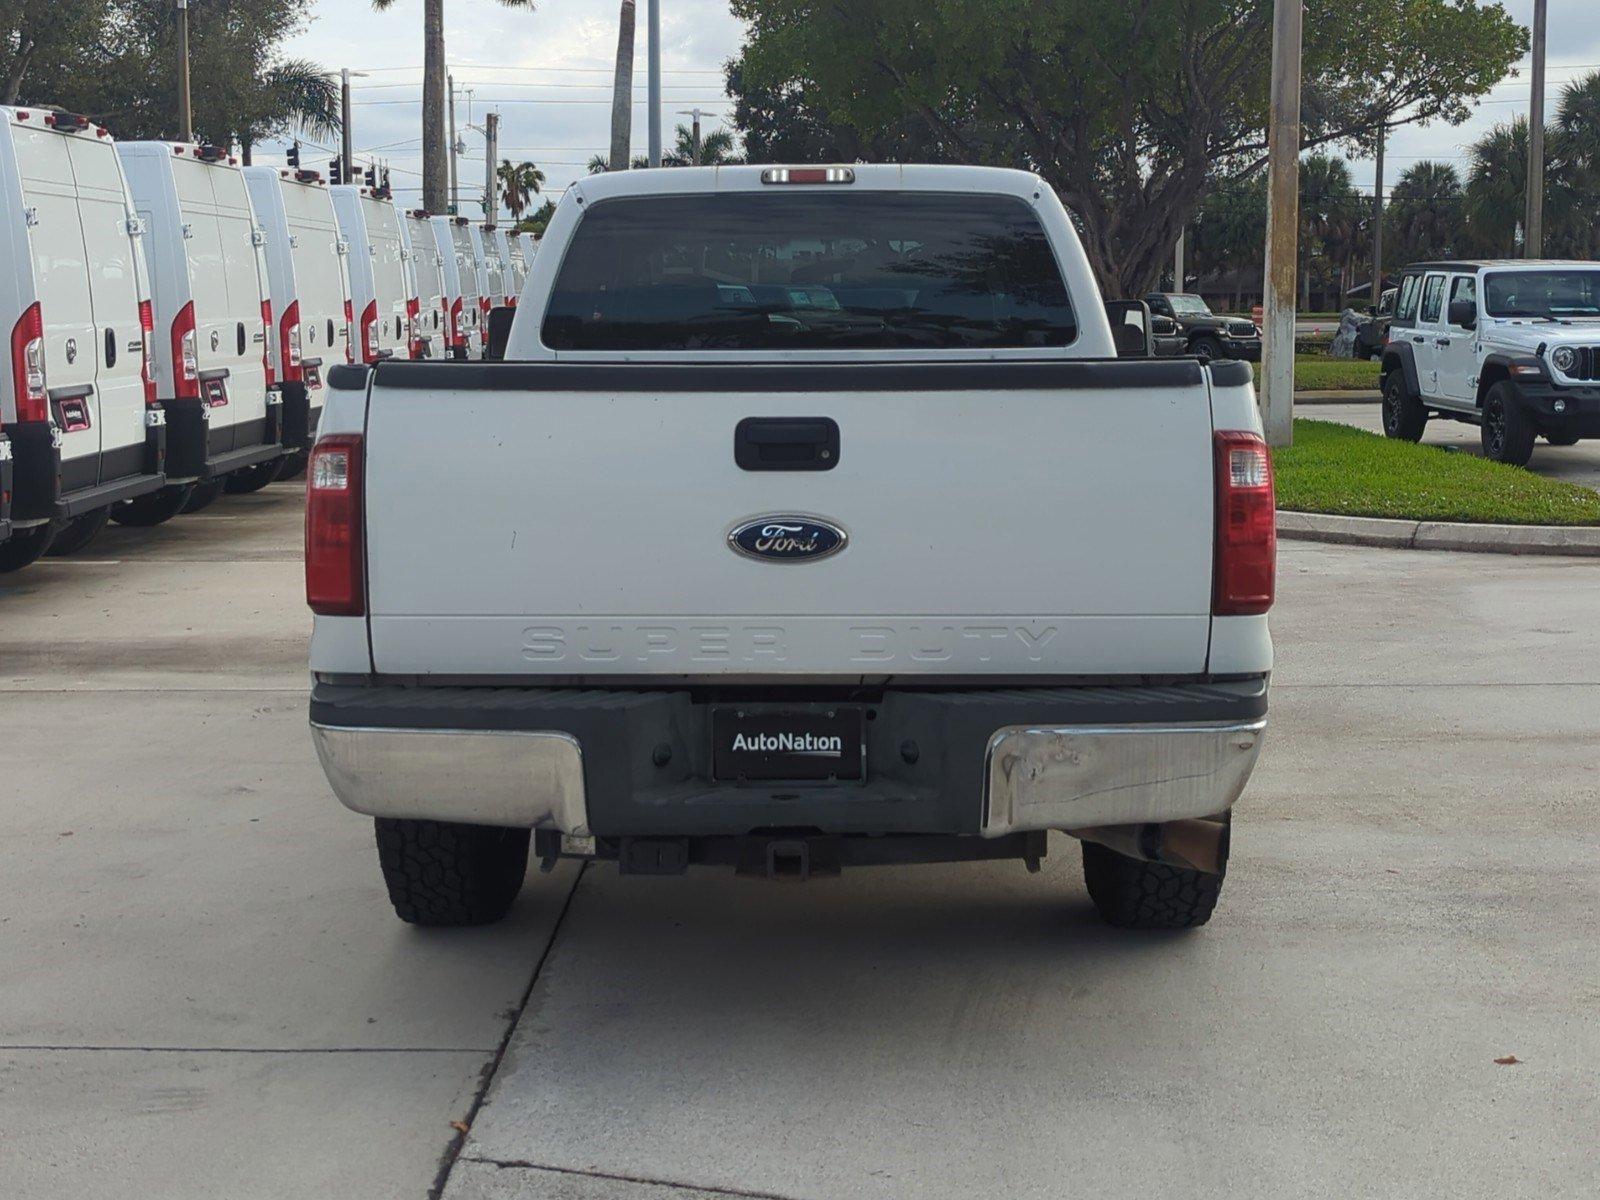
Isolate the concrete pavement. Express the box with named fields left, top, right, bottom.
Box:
left=3, top=485, right=1598, bottom=1199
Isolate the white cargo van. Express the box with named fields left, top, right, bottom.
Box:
left=400, top=209, right=445, bottom=358
left=242, top=164, right=351, bottom=485
left=0, top=106, right=164, bottom=568
left=518, top=231, right=539, bottom=272
left=431, top=215, right=482, bottom=359
left=116, top=141, right=281, bottom=519
left=331, top=185, right=413, bottom=364
left=495, top=226, right=527, bottom=304
left=469, top=223, right=507, bottom=318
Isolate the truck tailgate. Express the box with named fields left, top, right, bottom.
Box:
left=362, top=360, right=1217, bottom=678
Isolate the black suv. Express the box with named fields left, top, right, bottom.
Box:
left=1144, top=293, right=1262, bottom=362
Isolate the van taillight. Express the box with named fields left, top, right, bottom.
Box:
left=1213, top=431, right=1276, bottom=616
left=171, top=301, right=199, bottom=399
left=478, top=296, right=490, bottom=346
left=261, top=299, right=275, bottom=388
left=279, top=300, right=302, bottom=382
left=305, top=434, right=364, bottom=616
left=343, top=299, right=354, bottom=363
left=405, top=297, right=422, bottom=358
left=9, top=302, right=47, bottom=422
left=448, top=297, right=464, bottom=348
left=138, top=299, right=157, bottom=406
left=359, top=300, right=379, bottom=363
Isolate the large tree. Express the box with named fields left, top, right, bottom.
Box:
left=727, top=0, right=1526, bottom=296
left=1384, top=161, right=1465, bottom=265
left=372, top=0, right=535, bottom=212
left=2, top=2, right=111, bottom=105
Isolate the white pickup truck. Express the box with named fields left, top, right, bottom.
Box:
left=305, top=165, right=1275, bottom=932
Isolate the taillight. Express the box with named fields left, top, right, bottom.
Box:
left=278, top=300, right=302, bottom=382
left=446, top=297, right=461, bottom=347
left=261, top=298, right=275, bottom=389
left=171, top=301, right=199, bottom=399
left=343, top=299, right=354, bottom=363
left=760, top=167, right=855, bottom=185
left=305, top=434, right=364, bottom=616
left=138, top=299, right=157, bottom=406
left=406, top=296, right=422, bottom=358
left=478, top=296, right=490, bottom=346
left=9, top=301, right=47, bottom=422
left=359, top=300, right=379, bottom=363
left=1213, top=431, right=1276, bottom=616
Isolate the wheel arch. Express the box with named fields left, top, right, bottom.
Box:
left=1381, top=342, right=1420, bottom=395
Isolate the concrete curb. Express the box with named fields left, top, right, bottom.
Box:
left=1277, top=510, right=1600, bottom=557
left=1293, top=389, right=1379, bottom=404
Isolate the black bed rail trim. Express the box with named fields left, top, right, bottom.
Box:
left=370, top=357, right=1207, bottom=393
left=1207, top=359, right=1254, bottom=387
left=327, top=363, right=373, bottom=391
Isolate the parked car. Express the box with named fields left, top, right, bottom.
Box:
left=1382, top=259, right=1600, bottom=465
left=400, top=209, right=446, bottom=359
left=307, top=164, right=1275, bottom=932
left=430, top=216, right=483, bottom=360
left=1144, top=293, right=1262, bottom=361
left=330, top=184, right=413, bottom=364
left=1354, top=286, right=1397, bottom=361
left=496, top=226, right=527, bottom=303
left=242, top=164, right=350, bottom=485
left=116, top=140, right=280, bottom=521
left=0, top=107, right=165, bottom=569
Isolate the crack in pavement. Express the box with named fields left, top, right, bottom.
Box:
left=464, top=1158, right=812, bottom=1200
left=429, top=861, right=589, bottom=1200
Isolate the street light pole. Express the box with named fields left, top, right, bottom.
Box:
left=484, top=111, right=499, bottom=223
left=1173, top=229, right=1185, bottom=294
left=175, top=0, right=193, bottom=143
left=1372, top=129, right=1385, bottom=310
left=610, top=1, right=636, bottom=171
left=677, top=108, right=702, bottom=163
left=1260, top=0, right=1302, bottom=449
left=340, top=68, right=354, bottom=184
left=448, top=73, right=459, bottom=214
left=1526, top=0, right=1548, bottom=257
left=647, top=0, right=662, bottom=167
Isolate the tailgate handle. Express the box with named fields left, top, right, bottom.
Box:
left=735, top=417, right=839, bottom=472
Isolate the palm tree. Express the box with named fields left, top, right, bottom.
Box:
left=1556, top=71, right=1600, bottom=259
left=1298, top=155, right=1361, bottom=308
left=1385, top=162, right=1465, bottom=264
left=371, top=0, right=536, bottom=212
left=496, top=159, right=546, bottom=222
left=668, top=123, right=739, bottom=166
left=588, top=153, right=651, bottom=173
left=234, top=60, right=341, bottom=166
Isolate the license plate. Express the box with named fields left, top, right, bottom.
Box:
left=303, top=364, right=322, bottom=389
left=202, top=377, right=229, bottom=408
left=711, top=706, right=864, bottom=782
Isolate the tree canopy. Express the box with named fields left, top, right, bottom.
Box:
left=727, top=0, right=1527, bottom=296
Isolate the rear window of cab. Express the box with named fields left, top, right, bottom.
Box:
left=541, top=191, right=1077, bottom=352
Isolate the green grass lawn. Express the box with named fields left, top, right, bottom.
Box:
left=1251, top=355, right=1381, bottom=392
left=1274, top=419, right=1600, bottom=526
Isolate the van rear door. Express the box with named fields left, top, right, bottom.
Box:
left=64, top=132, right=146, bottom=483
left=282, top=181, right=348, bottom=409
left=364, top=197, right=409, bottom=360
left=209, top=164, right=269, bottom=451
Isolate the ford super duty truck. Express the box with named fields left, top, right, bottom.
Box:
left=305, top=165, right=1275, bottom=932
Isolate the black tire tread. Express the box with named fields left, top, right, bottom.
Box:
left=1081, top=840, right=1224, bottom=930
left=46, top=507, right=110, bottom=557
left=374, top=818, right=530, bottom=927
left=1381, top=371, right=1427, bottom=441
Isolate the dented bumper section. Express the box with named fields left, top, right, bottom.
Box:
left=308, top=676, right=1268, bottom=838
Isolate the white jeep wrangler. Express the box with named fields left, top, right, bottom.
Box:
left=1380, top=260, right=1600, bottom=465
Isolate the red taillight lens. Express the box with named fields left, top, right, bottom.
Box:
left=9, top=301, right=47, bottom=422
left=261, top=298, right=275, bottom=388
left=448, top=297, right=464, bottom=348
left=478, top=296, right=490, bottom=346
left=138, top=299, right=157, bottom=406
left=343, top=299, right=354, bottom=363
left=359, top=300, right=379, bottom=363
left=1213, top=431, right=1276, bottom=616
left=171, top=301, right=198, bottom=399
left=305, top=434, right=364, bottom=616
left=278, top=300, right=302, bottom=382
left=405, top=296, right=422, bottom=358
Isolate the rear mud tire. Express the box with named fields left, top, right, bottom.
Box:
left=374, top=818, right=531, bottom=927
left=179, top=478, right=224, bottom=513
left=0, top=523, right=56, bottom=573
left=224, top=461, right=281, bottom=494
left=111, top=483, right=194, bottom=527
left=1381, top=371, right=1428, bottom=441
left=1082, top=832, right=1227, bottom=930
left=274, top=450, right=308, bottom=482
left=45, top=507, right=110, bottom=556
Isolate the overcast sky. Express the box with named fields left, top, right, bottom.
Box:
left=271, top=0, right=1600, bottom=215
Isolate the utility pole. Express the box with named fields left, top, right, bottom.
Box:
left=610, top=1, right=635, bottom=170
left=175, top=0, right=193, bottom=143
left=1173, top=229, right=1185, bottom=293
left=483, top=111, right=499, bottom=223
left=448, top=73, right=459, bottom=214
left=647, top=0, right=662, bottom=167
left=677, top=107, right=702, bottom=163
left=1260, top=0, right=1302, bottom=449
left=340, top=68, right=355, bottom=184
left=1371, top=129, right=1385, bottom=311
left=1526, top=0, right=1548, bottom=257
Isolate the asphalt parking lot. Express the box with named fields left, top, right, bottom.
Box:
left=1315, top=401, right=1600, bottom=493
left=3, top=483, right=1597, bottom=1199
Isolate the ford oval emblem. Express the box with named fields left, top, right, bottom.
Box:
left=728, top=515, right=848, bottom=564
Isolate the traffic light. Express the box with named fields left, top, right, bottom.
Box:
left=287, top=141, right=300, bottom=169
left=329, top=158, right=342, bottom=185
left=365, top=164, right=377, bottom=188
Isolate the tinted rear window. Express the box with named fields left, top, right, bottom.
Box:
left=542, top=192, right=1076, bottom=351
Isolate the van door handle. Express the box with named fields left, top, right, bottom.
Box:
left=1436, top=338, right=1451, bottom=347
left=735, top=417, right=840, bottom=472
left=1411, top=335, right=1425, bottom=344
